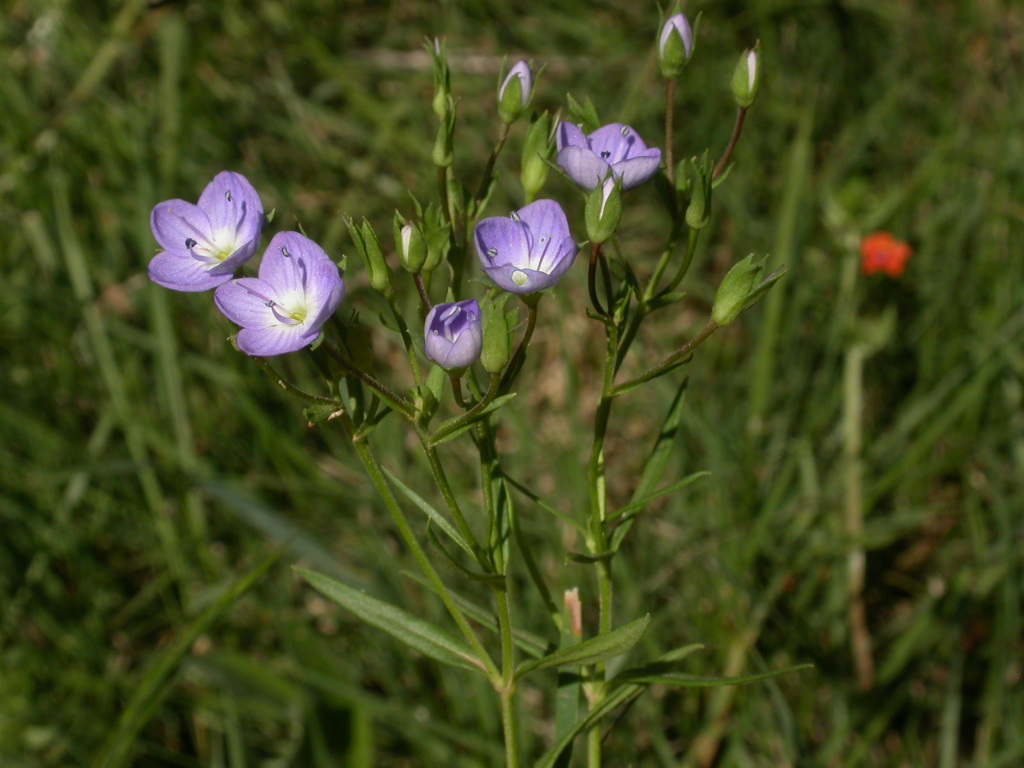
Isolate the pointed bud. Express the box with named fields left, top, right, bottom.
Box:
left=480, top=292, right=516, bottom=374
left=732, top=43, right=761, bottom=109
left=658, top=11, right=694, bottom=79
left=498, top=60, right=532, bottom=125
left=585, top=176, right=623, bottom=244
left=393, top=213, right=427, bottom=274
left=711, top=253, right=786, bottom=326
left=427, top=37, right=451, bottom=118
left=685, top=153, right=713, bottom=230
left=346, top=217, right=390, bottom=294
left=521, top=111, right=554, bottom=202
left=432, top=96, right=457, bottom=168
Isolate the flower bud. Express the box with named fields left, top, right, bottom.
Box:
left=732, top=43, right=761, bottom=109
left=584, top=176, right=623, bottom=244
left=498, top=60, right=532, bottom=125
left=480, top=292, right=516, bottom=373
left=521, top=111, right=553, bottom=201
left=424, top=300, right=483, bottom=371
left=685, top=153, right=713, bottom=230
left=711, top=253, right=786, bottom=326
left=346, top=216, right=390, bottom=294
left=432, top=97, right=457, bottom=168
left=658, top=11, right=694, bottom=80
left=393, top=213, right=427, bottom=274
left=427, top=38, right=451, bottom=119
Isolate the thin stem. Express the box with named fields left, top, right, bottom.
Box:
left=712, top=107, right=748, bottom=181
left=598, top=248, right=614, bottom=314
left=251, top=356, right=342, bottom=406
left=500, top=683, right=520, bottom=768
left=383, top=289, right=424, bottom=387
left=844, top=343, right=875, bottom=690
left=613, top=318, right=718, bottom=397
left=659, top=225, right=701, bottom=297
left=475, top=122, right=511, bottom=211
left=414, top=273, right=432, bottom=312
left=322, top=340, right=415, bottom=419
left=430, top=372, right=502, bottom=445
left=451, top=376, right=469, bottom=409
left=665, top=80, right=676, bottom=184
left=420, top=436, right=488, bottom=565
left=337, top=409, right=499, bottom=680
left=585, top=317, right=618, bottom=768
left=499, top=300, right=540, bottom=393
left=588, top=242, right=607, bottom=317
left=437, top=165, right=452, bottom=227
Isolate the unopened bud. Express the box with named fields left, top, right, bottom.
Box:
left=658, top=10, right=694, bottom=80
left=521, top=111, right=554, bottom=201
left=585, top=176, right=623, bottom=244
left=732, top=43, right=761, bottom=109
left=498, top=60, right=532, bottom=125
left=346, top=217, right=390, bottom=294
left=394, top=213, right=427, bottom=274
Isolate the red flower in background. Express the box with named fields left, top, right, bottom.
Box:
left=860, top=232, right=912, bottom=278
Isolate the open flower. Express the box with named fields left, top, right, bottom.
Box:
left=424, top=300, right=482, bottom=370
left=214, top=232, right=345, bottom=356
left=149, top=171, right=264, bottom=292
left=555, top=123, right=662, bottom=191
left=475, top=200, right=576, bottom=295
left=860, top=232, right=912, bottom=278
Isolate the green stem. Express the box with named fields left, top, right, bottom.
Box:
left=322, top=340, right=415, bottom=419
left=338, top=409, right=499, bottom=680
left=252, top=356, right=342, bottom=406
left=659, top=225, right=701, bottom=297
left=588, top=242, right=607, bottom=317
left=384, top=289, right=424, bottom=387
left=475, top=122, right=511, bottom=212
left=430, top=372, right=502, bottom=445
left=613, top=318, right=718, bottom=397
left=419, top=435, right=488, bottom=566
left=665, top=79, right=676, bottom=184
left=500, top=683, right=520, bottom=768
left=712, top=107, right=748, bottom=180
left=500, top=299, right=540, bottom=393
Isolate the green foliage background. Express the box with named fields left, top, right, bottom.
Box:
left=2, top=0, right=1022, bottom=766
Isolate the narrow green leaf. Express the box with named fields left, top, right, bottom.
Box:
left=505, top=475, right=588, bottom=536
left=382, top=467, right=473, bottom=558
left=611, top=663, right=813, bottom=688
left=565, top=550, right=614, bottom=565
left=517, top=615, right=650, bottom=678
left=428, top=393, right=518, bottom=446
left=607, top=472, right=710, bottom=551
left=401, top=570, right=549, bottom=659
left=509, top=480, right=561, bottom=628
left=296, top=568, right=486, bottom=675
left=426, top=524, right=505, bottom=586
left=535, top=683, right=645, bottom=768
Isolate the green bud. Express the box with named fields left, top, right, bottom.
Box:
left=421, top=204, right=450, bottom=275
left=731, top=43, right=761, bottom=109
left=498, top=60, right=532, bottom=125
left=432, top=96, right=457, bottom=168
left=685, top=153, right=713, bottom=230
left=521, top=111, right=553, bottom=202
left=584, top=176, right=623, bottom=244
left=427, top=38, right=450, bottom=119
left=346, top=216, right=390, bottom=294
left=393, top=213, right=427, bottom=274
left=480, top=292, right=515, bottom=373
left=658, top=8, right=694, bottom=80
left=711, top=254, right=786, bottom=327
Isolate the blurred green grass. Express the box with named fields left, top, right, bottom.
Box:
left=2, top=0, right=1023, bottom=766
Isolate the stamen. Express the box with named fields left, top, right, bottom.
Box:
left=486, top=247, right=498, bottom=259
left=510, top=211, right=521, bottom=222
left=600, top=150, right=611, bottom=159
left=281, top=246, right=291, bottom=258
left=225, top=190, right=233, bottom=201
left=619, top=126, right=630, bottom=136
left=185, top=237, right=197, bottom=249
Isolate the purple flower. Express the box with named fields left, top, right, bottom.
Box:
left=424, top=300, right=482, bottom=370
left=475, top=200, right=576, bottom=295
left=555, top=123, right=662, bottom=191
left=214, top=232, right=345, bottom=357
left=149, top=171, right=264, bottom=292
